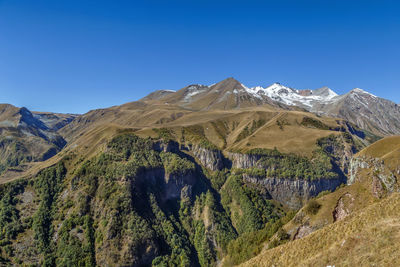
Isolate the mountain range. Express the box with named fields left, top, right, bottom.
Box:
left=0, top=78, right=398, bottom=266
left=143, top=77, right=400, bottom=136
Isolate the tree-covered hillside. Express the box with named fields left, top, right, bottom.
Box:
left=0, top=130, right=367, bottom=266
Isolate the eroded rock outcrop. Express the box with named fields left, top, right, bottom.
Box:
left=333, top=193, right=355, bottom=221
left=349, top=156, right=399, bottom=196
left=293, top=224, right=314, bottom=240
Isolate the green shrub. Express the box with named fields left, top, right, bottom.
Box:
left=235, top=119, right=266, bottom=142
left=182, top=126, right=217, bottom=150
left=153, top=128, right=174, bottom=141
left=225, top=211, right=295, bottom=265
left=300, top=117, right=330, bottom=130
left=160, top=152, right=195, bottom=175
left=305, top=199, right=321, bottom=215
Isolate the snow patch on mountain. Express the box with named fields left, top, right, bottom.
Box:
left=183, top=85, right=209, bottom=102
left=351, top=88, right=377, bottom=98
left=243, top=83, right=338, bottom=108
left=238, top=83, right=262, bottom=99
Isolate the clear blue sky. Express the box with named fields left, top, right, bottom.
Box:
left=0, top=0, right=399, bottom=114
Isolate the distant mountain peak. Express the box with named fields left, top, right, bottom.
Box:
left=208, top=78, right=247, bottom=94
left=215, top=77, right=243, bottom=86
left=313, top=87, right=338, bottom=99
left=311, top=87, right=400, bottom=135
left=265, top=82, right=294, bottom=92
left=243, top=83, right=337, bottom=108
left=225, top=77, right=240, bottom=82
left=350, top=88, right=377, bottom=97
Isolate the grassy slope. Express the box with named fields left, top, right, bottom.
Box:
left=61, top=95, right=360, bottom=154
left=281, top=182, right=377, bottom=235
left=0, top=105, right=67, bottom=181
left=357, top=135, right=400, bottom=171
left=2, top=103, right=363, bottom=185
left=242, top=192, right=400, bottom=267
left=0, top=124, right=126, bottom=184
left=135, top=107, right=357, bottom=156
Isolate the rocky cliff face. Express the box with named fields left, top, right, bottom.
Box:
left=154, top=133, right=363, bottom=210
left=227, top=152, right=262, bottom=169
left=189, top=145, right=224, bottom=171
left=153, top=140, right=225, bottom=171
left=317, top=132, right=363, bottom=177
left=162, top=172, right=195, bottom=201
left=243, top=175, right=345, bottom=209
left=153, top=140, right=180, bottom=153
left=134, top=168, right=196, bottom=203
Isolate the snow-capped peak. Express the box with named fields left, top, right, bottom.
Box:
left=313, top=87, right=338, bottom=99
left=240, top=83, right=338, bottom=108
left=327, top=88, right=338, bottom=98
left=351, top=88, right=377, bottom=98
left=264, top=83, right=295, bottom=94
left=240, top=83, right=250, bottom=90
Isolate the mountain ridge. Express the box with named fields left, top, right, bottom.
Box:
left=0, top=104, right=75, bottom=181
left=140, top=77, right=399, bottom=136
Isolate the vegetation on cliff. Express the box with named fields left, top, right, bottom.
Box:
left=0, top=130, right=371, bottom=266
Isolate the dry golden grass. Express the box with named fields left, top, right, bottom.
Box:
left=358, top=135, right=400, bottom=171
left=283, top=182, right=378, bottom=237
left=241, top=192, right=400, bottom=267
left=1, top=101, right=368, bottom=184
left=138, top=107, right=348, bottom=155
left=358, top=136, right=400, bottom=157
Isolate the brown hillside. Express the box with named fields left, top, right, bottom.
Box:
left=241, top=192, right=400, bottom=267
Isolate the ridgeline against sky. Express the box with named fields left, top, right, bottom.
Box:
left=0, top=0, right=399, bottom=113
